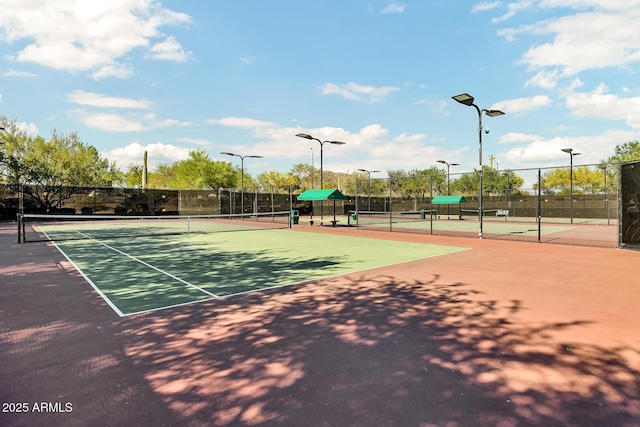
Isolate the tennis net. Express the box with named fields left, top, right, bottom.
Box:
left=351, top=210, right=434, bottom=227
left=18, top=211, right=292, bottom=243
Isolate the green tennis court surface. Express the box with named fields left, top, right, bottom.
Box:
left=50, top=228, right=467, bottom=316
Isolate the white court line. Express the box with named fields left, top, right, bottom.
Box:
left=74, top=231, right=219, bottom=299
left=40, top=229, right=125, bottom=317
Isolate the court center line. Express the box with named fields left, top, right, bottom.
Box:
left=75, top=231, right=219, bottom=298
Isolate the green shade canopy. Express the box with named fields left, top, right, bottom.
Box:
left=431, top=195, right=467, bottom=205
left=297, top=189, right=347, bottom=201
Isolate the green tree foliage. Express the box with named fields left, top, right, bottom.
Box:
left=124, top=164, right=143, bottom=188
left=606, top=140, right=640, bottom=164
left=288, top=163, right=316, bottom=191
left=1, top=119, right=120, bottom=212
left=257, top=170, right=296, bottom=191
left=540, top=166, right=602, bottom=194
left=146, top=150, right=238, bottom=190
left=450, top=167, right=525, bottom=196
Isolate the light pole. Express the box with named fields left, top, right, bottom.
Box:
left=296, top=133, right=346, bottom=219
left=310, top=147, right=315, bottom=189
left=356, top=168, right=380, bottom=212
left=561, top=148, right=581, bottom=224
left=437, top=160, right=459, bottom=219
left=436, top=160, right=459, bottom=196
left=220, top=151, right=263, bottom=215
left=599, top=164, right=610, bottom=225
left=453, top=93, right=505, bottom=239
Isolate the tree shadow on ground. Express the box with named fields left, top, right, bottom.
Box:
left=120, top=273, right=640, bottom=426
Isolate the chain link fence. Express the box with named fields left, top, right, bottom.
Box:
left=0, top=162, right=628, bottom=248
left=351, top=164, right=620, bottom=248
left=0, top=184, right=297, bottom=219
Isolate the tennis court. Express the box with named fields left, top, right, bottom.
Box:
left=2, top=219, right=639, bottom=427
left=22, top=213, right=467, bottom=316
left=350, top=211, right=619, bottom=246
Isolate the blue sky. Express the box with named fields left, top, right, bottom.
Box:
left=1, top=0, right=640, bottom=180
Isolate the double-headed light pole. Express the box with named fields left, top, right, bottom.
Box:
left=296, top=133, right=346, bottom=219
left=436, top=160, right=459, bottom=196
left=356, top=168, right=380, bottom=212
left=436, top=160, right=459, bottom=219
left=220, top=151, right=263, bottom=215
left=561, top=148, right=581, bottom=224
left=452, top=93, right=505, bottom=239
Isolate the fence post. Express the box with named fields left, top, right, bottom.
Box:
left=429, top=175, right=433, bottom=235
left=389, top=178, right=393, bottom=231
left=537, top=169, right=542, bottom=243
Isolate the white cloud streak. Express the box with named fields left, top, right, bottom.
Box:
left=321, top=82, right=400, bottom=103
left=67, top=90, right=151, bottom=109
left=492, top=95, right=553, bottom=115
left=380, top=3, right=406, bottom=14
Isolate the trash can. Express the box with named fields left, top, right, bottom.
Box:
left=351, top=214, right=357, bottom=221
left=420, top=209, right=425, bottom=219
left=291, top=210, right=300, bottom=225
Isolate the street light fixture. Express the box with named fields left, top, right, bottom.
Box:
left=296, top=133, right=346, bottom=219
left=561, top=148, right=581, bottom=224
left=220, top=151, right=263, bottom=215
left=356, top=168, right=381, bottom=212
left=436, top=160, right=459, bottom=196
left=437, top=160, right=459, bottom=219
left=452, top=93, right=505, bottom=239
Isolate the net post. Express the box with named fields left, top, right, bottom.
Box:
left=389, top=178, right=392, bottom=231
left=17, top=213, right=22, bottom=243
left=429, top=175, right=433, bottom=235
left=355, top=177, right=359, bottom=228
left=537, top=168, right=541, bottom=243
left=289, top=185, right=293, bottom=229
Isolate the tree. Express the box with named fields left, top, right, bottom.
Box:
left=257, top=170, right=296, bottom=191
left=606, top=140, right=640, bottom=164
left=541, top=166, right=601, bottom=195
left=288, top=163, right=316, bottom=191
left=450, top=167, right=525, bottom=196
left=147, top=150, right=238, bottom=190
left=1, top=122, right=120, bottom=212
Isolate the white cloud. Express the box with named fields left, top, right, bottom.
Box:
left=91, top=63, right=134, bottom=80
left=208, top=117, right=277, bottom=128
left=321, top=82, right=399, bottom=103
left=17, top=121, right=39, bottom=136
left=565, top=83, right=640, bottom=129
left=499, top=132, right=543, bottom=144
left=73, top=110, right=190, bottom=132
left=79, top=112, right=146, bottom=132
left=102, top=142, right=191, bottom=169
left=175, top=137, right=212, bottom=146
left=491, top=95, right=553, bottom=114
left=148, top=35, right=193, bottom=63
left=380, top=3, right=406, bottom=14
left=2, top=69, right=36, bottom=77
left=499, top=5, right=640, bottom=78
left=67, top=90, right=151, bottom=109
left=472, top=1, right=502, bottom=13
left=492, top=0, right=535, bottom=23
left=502, top=129, right=638, bottom=165
left=0, top=0, right=192, bottom=77
left=525, top=70, right=559, bottom=89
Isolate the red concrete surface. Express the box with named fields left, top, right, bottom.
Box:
left=1, top=222, right=639, bottom=426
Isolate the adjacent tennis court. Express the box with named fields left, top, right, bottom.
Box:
left=27, top=213, right=468, bottom=316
